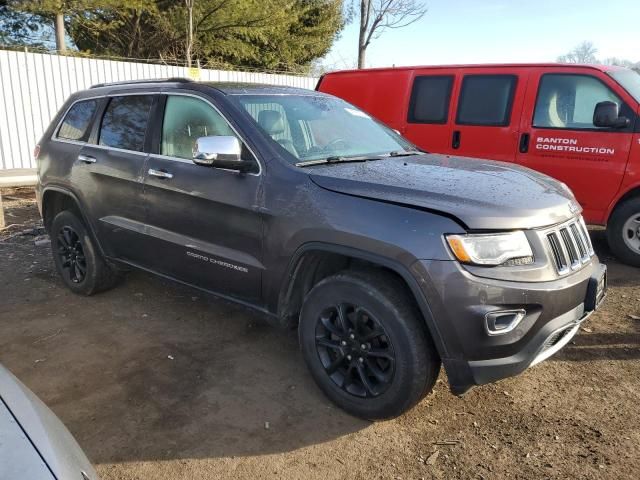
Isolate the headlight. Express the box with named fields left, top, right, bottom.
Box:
left=446, top=231, right=534, bottom=266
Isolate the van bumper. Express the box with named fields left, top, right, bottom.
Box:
left=412, top=259, right=607, bottom=395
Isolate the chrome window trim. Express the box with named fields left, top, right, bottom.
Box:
left=159, top=92, right=262, bottom=177
left=84, top=143, right=148, bottom=157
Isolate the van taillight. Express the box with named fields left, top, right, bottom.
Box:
left=33, top=144, right=40, bottom=160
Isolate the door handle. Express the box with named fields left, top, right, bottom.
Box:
left=148, top=168, right=173, bottom=179
left=452, top=130, right=461, bottom=149
left=519, top=133, right=530, bottom=153
left=78, top=154, right=97, bottom=164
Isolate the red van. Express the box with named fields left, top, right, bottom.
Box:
left=317, top=64, right=640, bottom=266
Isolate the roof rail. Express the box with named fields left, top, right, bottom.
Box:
left=90, top=77, right=193, bottom=89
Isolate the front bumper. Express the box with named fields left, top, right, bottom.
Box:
left=412, top=258, right=607, bottom=395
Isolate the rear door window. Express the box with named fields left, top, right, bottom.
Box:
left=456, top=75, right=517, bottom=126
left=408, top=75, right=453, bottom=124
left=533, top=74, right=624, bottom=129
left=99, top=95, right=154, bottom=152
left=57, top=99, right=98, bottom=141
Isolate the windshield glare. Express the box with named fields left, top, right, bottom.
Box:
left=609, top=69, right=640, bottom=103
left=234, top=94, right=414, bottom=163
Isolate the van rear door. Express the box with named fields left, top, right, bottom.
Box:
left=515, top=67, right=635, bottom=224
left=448, top=69, right=528, bottom=162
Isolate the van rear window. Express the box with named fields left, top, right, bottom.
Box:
left=408, top=76, right=453, bottom=124
left=456, top=75, right=517, bottom=126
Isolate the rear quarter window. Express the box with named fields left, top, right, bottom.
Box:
left=456, top=75, right=517, bottom=126
left=57, top=99, right=98, bottom=141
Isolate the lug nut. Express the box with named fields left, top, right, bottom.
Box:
left=349, top=333, right=355, bottom=340
left=358, top=357, right=364, bottom=363
left=346, top=354, right=352, bottom=361
left=341, top=340, right=347, bottom=346
left=360, top=344, right=367, bottom=350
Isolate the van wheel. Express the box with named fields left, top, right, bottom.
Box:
left=607, top=198, right=640, bottom=267
left=299, top=270, right=440, bottom=420
left=51, top=210, right=121, bottom=295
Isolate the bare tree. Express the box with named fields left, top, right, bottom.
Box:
left=357, top=0, right=427, bottom=69
left=557, top=41, right=598, bottom=64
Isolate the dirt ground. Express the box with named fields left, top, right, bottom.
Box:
left=0, top=187, right=638, bottom=480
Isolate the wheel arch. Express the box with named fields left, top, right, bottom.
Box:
left=277, top=242, right=449, bottom=359
left=41, top=186, right=106, bottom=256
left=606, top=184, right=640, bottom=223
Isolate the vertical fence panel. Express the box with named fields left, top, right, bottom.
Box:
left=0, top=50, right=317, bottom=171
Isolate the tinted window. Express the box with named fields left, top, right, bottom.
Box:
left=57, top=100, right=97, bottom=141
left=534, top=74, right=623, bottom=129
left=99, top=96, right=153, bottom=152
left=408, top=75, right=453, bottom=123
left=456, top=75, right=517, bottom=126
left=161, top=96, right=236, bottom=159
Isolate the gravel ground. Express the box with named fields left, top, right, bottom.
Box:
left=0, top=187, right=639, bottom=480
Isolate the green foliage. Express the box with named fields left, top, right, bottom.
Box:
left=0, top=0, right=52, bottom=47
left=1, top=0, right=346, bottom=72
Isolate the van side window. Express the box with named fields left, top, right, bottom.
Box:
left=99, top=95, right=154, bottom=152
left=533, top=74, right=623, bottom=130
left=161, top=96, right=237, bottom=159
left=57, top=99, right=98, bottom=141
left=408, top=76, right=453, bottom=124
left=456, top=75, right=517, bottom=126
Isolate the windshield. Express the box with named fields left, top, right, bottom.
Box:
left=609, top=69, right=640, bottom=103
left=233, top=94, right=415, bottom=163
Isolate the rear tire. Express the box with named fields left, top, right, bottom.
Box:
left=299, top=270, right=440, bottom=420
left=607, top=197, right=640, bottom=267
left=51, top=210, right=120, bottom=295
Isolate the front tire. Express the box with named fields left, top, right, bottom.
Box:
left=607, top=197, right=640, bottom=267
left=299, top=270, right=440, bottom=420
left=51, top=210, right=120, bottom=295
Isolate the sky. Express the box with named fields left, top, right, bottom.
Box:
left=324, top=0, right=639, bottom=69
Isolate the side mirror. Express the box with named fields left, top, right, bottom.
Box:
left=192, top=136, right=254, bottom=172
left=593, top=101, right=629, bottom=128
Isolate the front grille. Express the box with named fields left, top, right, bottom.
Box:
left=546, top=217, right=594, bottom=275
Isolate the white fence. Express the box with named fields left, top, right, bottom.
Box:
left=0, top=50, right=317, bottom=171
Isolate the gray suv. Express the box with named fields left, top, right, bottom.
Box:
left=35, top=79, right=607, bottom=419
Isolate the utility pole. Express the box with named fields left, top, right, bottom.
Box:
left=185, top=0, right=195, bottom=68
left=55, top=12, right=66, bottom=52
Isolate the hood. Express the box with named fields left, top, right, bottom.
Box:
left=0, top=364, right=98, bottom=480
left=308, top=154, right=579, bottom=230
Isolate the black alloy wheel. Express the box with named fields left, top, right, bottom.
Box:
left=315, top=303, right=395, bottom=398
left=57, top=225, right=87, bottom=284
left=299, top=270, right=441, bottom=419
left=50, top=210, right=121, bottom=295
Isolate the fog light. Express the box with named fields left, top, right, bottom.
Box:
left=485, top=309, right=526, bottom=336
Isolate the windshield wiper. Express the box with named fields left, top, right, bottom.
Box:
left=295, top=155, right=385, bottom=168
left=388, top=150, right=424, bottom=158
